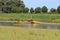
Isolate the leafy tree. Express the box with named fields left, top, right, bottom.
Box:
left=57, top=5, right=60, bottom=13
left=0, top=2, right=4, bottom=12
left=11, top=7, right=20, bottom=13
left=0, top=0, right=25, bottom=13
left=0, top=2, right=4, bottom=6
left=50, top=8, right=56, bottom=13
left=6, top=1, right=16, bottom=7
left=16, top=1, right=21, bottom=7
left=16, top=1, right=25, bottom=8
left=2, top=6, right=12, bottom=13
left=42, top=6, right=48, bottom=13
left=35, top=7, right=41, bottom=13
left=30, top=8, right=34, bottom=13
left=23, top=7, right=29, bottom=13
left=2, top=1, right=16, bottom=13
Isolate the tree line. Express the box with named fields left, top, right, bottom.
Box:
left=0, top=0, right=60, bottom=13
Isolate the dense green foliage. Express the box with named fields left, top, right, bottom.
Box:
left=23, top=7, right=29, bottom=13
left=35, top=7, right=41, bottom=13
left=57, top=5, right=60, bottom=13
left=42, top=6, right=48, bottom=13
left=0, top=13, right=60, bottom=23
left=50, top=8, right=57, bottom=13
left=0, top=0, right=60, bottom=13
left=30, top=8, right=34, bottom=13
left=0, top=0, right=25, bottom=13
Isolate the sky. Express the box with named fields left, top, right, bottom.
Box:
left=23, top=0, right=60, bottom=10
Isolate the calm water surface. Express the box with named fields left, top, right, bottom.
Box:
left=0, top=22, right=60, bottom=30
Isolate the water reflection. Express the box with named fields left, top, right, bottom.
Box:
left=19, top=24, right=60, bottom=30
left=0, top=22, right=14, bottom=26
left=0, top=22, right=60, bottom=30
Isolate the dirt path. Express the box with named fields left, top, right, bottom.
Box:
left=39, top=22, right=60, bottom=26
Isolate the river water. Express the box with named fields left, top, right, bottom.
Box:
left=0, top=22, right=60, bottom=30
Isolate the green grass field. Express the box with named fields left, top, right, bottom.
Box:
left=0, top=13, right=60, bottom=23
left=0, top=26, right=60, bottom=40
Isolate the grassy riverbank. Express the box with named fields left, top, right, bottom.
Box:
left=0, top=26, right=60, bottom=40
left=0, top=13, right=60, bottom=23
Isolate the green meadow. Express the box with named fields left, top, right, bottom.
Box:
left=0, top=26, right=60, bottom=40
left=0, top=13, right=60, bottom=23
left=0, top=13, right=60, bottom=40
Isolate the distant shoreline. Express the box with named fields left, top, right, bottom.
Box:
left=0, top=21, right=60, bottom=26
